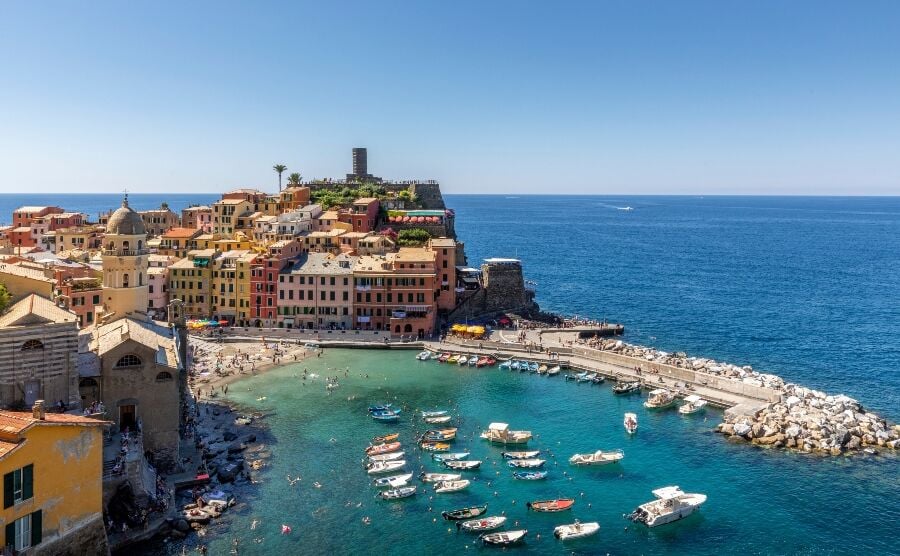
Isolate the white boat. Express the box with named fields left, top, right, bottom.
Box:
left=366, top=460, right=406, bottom=475
left=481, top=529, right=527, bottom=546
left=644, top=388, right=677, bottom=409
left=421, top=410, right=449, bottom=418
left=432, top=452, right=470, bottom=462
left=424, top=415, right=452, bottom=424
left=480, top=422, right=532, bottom=444
left=627, top=486, right=707, bottom=527
left=367, top=451, right=405, bottom=463
left=554, top=520, right=600, bottom=540
left=379, top=485, right=417, bottom=500
left=429, top=351, right=442, bottom=360
left=569, top=449, right=625, bottom=466
left=507, top=458, right=545, bottom=468
left=421, top=472, right=462, bottom=483
left=547, top=365, right=561, bottom=376
left=434, top=479, right=470, bottom=493
left=501, top=450, right=541, bottom=459
left=624, top=413, right=638, bottom=434
left=457, top=356, right=469, bottom=366
left=458, top=515, right=507, bottom=532
left=416, top=351, right=431, bottom=360
left=678, top=394, right=708, bottom=414
left=373, top=473, right=413, bottom=487
left=443, top=460, right=482, bottom=470
left=468, top=356, right=478, bottom=367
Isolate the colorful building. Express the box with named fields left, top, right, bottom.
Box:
left=168, top=249, right=216, bottom=319
left=249, top=240, right=302, bottom=327
left=278, top=253, right=356, bottom=329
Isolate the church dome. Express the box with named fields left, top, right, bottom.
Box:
left=106, top=198, right=146, bottom=236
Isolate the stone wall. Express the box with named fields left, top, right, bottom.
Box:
left=36, top=514, right=109, bottom=556
left=409, top=183, right=446, bottom=209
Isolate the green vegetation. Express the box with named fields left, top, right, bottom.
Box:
left=397, top=228, right=432, bottom=247
left=398, top=189, right=419, bottom=204
left=0, top=283, right=10, bottom=314
left=273, top=164, right=287, bottom=191
left=311, top=182, right=387, bottom=209
left=287, top=172, right=303, bottom=186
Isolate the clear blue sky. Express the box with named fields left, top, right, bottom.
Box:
left=1, top=1, right=899, bottom=195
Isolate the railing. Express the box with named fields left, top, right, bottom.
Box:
left=103, top=249, right=149, bottom=257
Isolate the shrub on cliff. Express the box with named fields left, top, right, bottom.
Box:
left=397, top=228, right=432, bottom=246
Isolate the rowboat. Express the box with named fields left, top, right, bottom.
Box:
left=547, top=365, right=561, bottom=376
left=644, top=388, right=677, bottom=409
left=439, top=353, right=451, bottom=363
left=476, top=356, right=491, bottom=367
left=678, top=394, right=708, bottom=414
left=528, top=362, right=539, bottom=372
left=442, top=504, right=487, bottom=521
left=421, top=472, right=462, bottom=483
left=468, top=356, right=478, bottom=367
left=624, top=413, right=638, bottom=434
left=366, top=460, right=406, bottom=475
left=421, top=410, right=448, bottom=418
left=613, top=380, right=641, bottom=394
left=481, top=530, right=527, bottom=546
left=416, top=351, right=431, bottom=360
left=372, top=473, right=413, bottom=487
left=365, top=442, right=401, bottom=456
left=527, top=498, right=575, bottom=512
left=554, top=520, right=600, bottom=540
left=457, top=516, right=507, bottom=532
left=429, top=352, right=442, bottom=360
left=434, top=479, right=470, bottom=493
left=501, top=450, right=540, bottom=459
left=420, top=441, right=451, bottom=452
left=513, top=470, right=548, bottom=480
left=485, top=357, right=497, bottom=366
left=367, top=451, right=404, bottom=463
left=422, top=428, right=457, bottom=441
left=371, top=432, right=399, bottom=444
left=424, top=415, right=452, bottom=424
left=379, top=485, right=417, bottom=500
left=368, top=404, right=393, bottom=413
left=498, top=360, right=512, bottom=370
left=481, top=422, right=532, bottom=444
left=509, top=360, right=520, bottom=371
left=537, top=364, right=548, bottom=374
left=432, top=452, right=470, bottom=462
left=569, top=449, right=625, bottom=466
left=447, top=355, right=459, bottom=364
left=507, top=458, right=545, bottom=469
left=456, top=356, right=469, bottom=366
left=443, top=460, right=481, bottom=470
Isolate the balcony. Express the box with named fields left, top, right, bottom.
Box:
left=103, top=249, right=149, bottom=257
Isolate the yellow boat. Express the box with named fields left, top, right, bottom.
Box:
left=447, top=355, right=459, bottom=363
left=421, top=441, right=451, bottom=452
left=423, top=428, right=458, bottom=441
left=372, top=432, right=399, bottom=444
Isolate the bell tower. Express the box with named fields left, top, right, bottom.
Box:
left=100, top=196, right=149, bottom=322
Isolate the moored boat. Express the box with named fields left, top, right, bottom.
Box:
left=429, top=351, right=442, bottom=360
left=468, top=356, right=478, bottom=367
left=372, top=473, right=413, bottom=487
left=457, top=515, right=507, bottom=532
left=624, top=412, right=638, bottom=434
left=590, top=374, right=605, bottom=384
left=569, top=449, right=625, bottom=466
left=366, top=460, right=406, bottom=475
left=420, top=441, right=451, bottom=452
left=368, top=403, right=393, bottom=413
left=367, top=451, right=404, bottom=463
left=476, top=356, right=491, bottom=367
left=678, top=394, right=708, bottom=414
left=501, top=450, right=540, bottom=459
left=510, top=360, right=520, bottom=371
left=513, top=470, right=548, bottom=480
left=439, top=353, right=451, bottom=362
left=379, top=485, right=417, bottom=500
left=481, top=529, right=527, bottom=546
left=443, top=459, right=481, bottom=470
left=527, top=498, right=575, bottom=512
left=613, top=380, right=642, bottom=394
left=538, top=364, right=548, bottom=374
left=442, top=504, right=488, bottom=521
left=416, top=351, right=431, bottom=360
left=554, top=520, right=600, bottom=540
left=528, top=362, right=539, bottom=372
left=422, top=427, right=457, bottom=441
left=432, top=451, right=470, bottom=462
left=480, top=422, right=532, bottom=444
left=421, top=472, right=462, bottom=483
left=421, top=410, right=448, bottom=418
left=371, top=432, right=399, bottom=444
left=371, top=411, right=400, bottom=422
left=456, top=356, right=469, bottom=366
left=365, top=441, right=401, bottom=456
left=627, top=486, right=707, bottom=527
left=424, top=415, right=452, bottom=424
left=434, top=479, right=470, bottom=493
left=498, top=360, right=512, bottom=371
left=547, top=365, right=561, bottom=376
left=644, top=389, right=677, bottom=409
left=447, top=355, right=459, bottom=363
left=507, top=458, right=546, bottom=468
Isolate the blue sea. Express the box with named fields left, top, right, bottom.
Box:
left=2, top=194, right=898, bottom=554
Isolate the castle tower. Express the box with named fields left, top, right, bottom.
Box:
left=100, top=197, right=149, bottom=322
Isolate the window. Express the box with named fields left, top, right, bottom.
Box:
left=7, top=511, right=41, bottom=551
left=114, top=354, right=142, bottom=368
left=3, top=464, right=33, bottom=508
left=21, top=339, right=43, bottom=351
left=93, top=294, right=100, bottom=304
left=155, top=371, right=173, bottom=382
left=122, top=273, right=129, bottom=287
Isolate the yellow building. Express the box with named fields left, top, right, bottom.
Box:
left=210, top=250, right=256, bottom=325
left=211, top=199, right=252, bottom=236
left=1, top=403, right=108, bottom=554
left=168, top=249, right=217, bottom=319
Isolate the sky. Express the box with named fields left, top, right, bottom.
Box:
left=1, top=1, right=899, bottom=195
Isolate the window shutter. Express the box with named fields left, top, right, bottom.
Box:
left=22, top=464, right=33, bottom=501
left=31, top=510, right=42, bottom=546
left=3, top=472, right=13, bottom=508
left=5, top=521, right=14, bottom=550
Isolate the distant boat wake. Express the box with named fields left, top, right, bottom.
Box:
left=596, top=203, right=634, bottom=211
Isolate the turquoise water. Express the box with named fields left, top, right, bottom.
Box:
left=198, top=349, right=898, bottom=555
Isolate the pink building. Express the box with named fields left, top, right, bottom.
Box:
left=277, top=252, right=357, bottom=329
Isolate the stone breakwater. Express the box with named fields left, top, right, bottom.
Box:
left=588, top=338, right=899, bottom=455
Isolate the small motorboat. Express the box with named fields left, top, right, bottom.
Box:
left=613, top=380, right=641, bottom=395
left=434, top=479, right=470, bottom=493
left=501, top=450, right=540, bottom=459
left=624, top=412, right=638, bottom=434
left=424, top=415, right=452, bottom=424
left=372, top=432, right=399, bottom=444
left=590, top=374, right=605, bottom=384
left=528, top=362, right=539, bottom=372
left=498, top=360, right=512, bottom=371
left=476, top=356, right=491, bottom=367
left=458, top=516, right=507, bottom=532
left=569, top=449, right=625, bottom=466
left=379, top=485, right=417, bottom=500
left=439, top=353, right=451, bottom=363
left=421, top=410, right=448, bottom=418
left=678, top=394, right=708, bottom=414
left=432, top=452, right=470, bottom=462
left=422, top=427, right=457, bottom=442
left=554, top=520, right=600, bottom=540
left=481, top=422, right=532, bottom=444
left=507, top=458, right=546, bottom=469
left=442, top=504, right=487, bottom=521
left=443, top=460, right=481, bottom=470
left=371, top=411, right=400, bottom=422
left=547, top=365, right=561, bottom=376
left=537, top=364, right=548, bottom=374
left=421, top=472, right=462, bottom=483
left=485, top=357, right=497, bottom=366
left=513, top=470, right=548, bottom=480
left=416, top=351, right=431, bottom=361
left=576, top=372, right=593, bottom=383
left=447, top=355, right=459, bottom=364
left=468, top=356, right=478, bottom=367
left=481, top=529, right=527, bottom=546
left=366, top=460, right=406, bottom=475
left=372, top=473, right=413, bottom=487
left=456, top=356, right=469, bottom=366
left=365, top=442, right=401, bottom=456
left=420, top=441, right=451, bottom=452
left=644, top=388, right=677, bottom=409
left=368, top=403, right=393, bottom=413
left=527, top=498, right=575, bottom=512
left=430, top=351, right=442, bottom=360
left=627, top=486, right=707, bottom=527
left=510, top=360, right=521, bottom=371
left=368, top=451, right=405, bottom=463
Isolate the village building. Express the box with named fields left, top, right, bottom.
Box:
left=138, top=205, right=180, bottom=237
left=278, top=252, right=356, bottom=330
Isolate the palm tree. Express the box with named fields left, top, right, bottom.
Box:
left=273, top=164, right=287, bottom=192
left=287, top=172, right=303, bottom=186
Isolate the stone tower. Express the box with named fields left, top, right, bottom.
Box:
left=100, top=197, right=149, bottom=323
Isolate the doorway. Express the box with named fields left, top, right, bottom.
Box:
left=119, top=405, right=137, bottom=431
left=24, top=380, right=40, bottom=407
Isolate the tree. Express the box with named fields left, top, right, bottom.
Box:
left=397, top=228, right=432, bottom=247
left=273, top=164, right=287, bottom=192
left=0, top=283, right=10, bottom=314
left=287, top=172, right=303, bottom=186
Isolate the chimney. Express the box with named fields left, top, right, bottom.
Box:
left=33, top=400, right=45, bottom=420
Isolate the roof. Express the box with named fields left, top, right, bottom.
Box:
left=0, top=411, right=107, bottom=435
left=106, top=199, right=146, bottom=235
left=429, top=238, right=456, bottom=247
left=217, top=198, right=250, bottom=205
left=393, top=247, right=435, bottom=263
left=484, top=258, right=520, bottom=264
left=14, top=206, right=54, bottom=213
left=0, top=294, right=76, bottom=328
left=287, top=253, right=357, bottom=275
left=320, top=211, right=339, bottom=219
left=11, top=227, right=32, bottom=233
left=162, top=227, right=200, bottom=238
left=182, top=205, right=211, bottom=212
left=86, top=317, right=178, bottom=368
left=354, top=197, right=378, bottom=204
left=488, top=423, right=509, bottom=431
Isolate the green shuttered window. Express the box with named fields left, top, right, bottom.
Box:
left=3, top=464, right=33, bottom=508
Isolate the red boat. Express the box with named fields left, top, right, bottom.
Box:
left=476, top=356, right=491, bottom=367
left=526, top=498, right=575, bottom=512
left=365, top=441, right=401, bottom=456
left=438, top=353, right=451, bottom=363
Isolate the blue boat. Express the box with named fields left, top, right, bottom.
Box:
left=498, top=360, right=512, bottom=371
left=371, top=408, right=401, bottom=416
left=528, top=362, right=539, bottom=372
left=513, top=470, right=548, bottom=480
left=510, top=361, right=520, bottom=371
left=369, top=404, right=393, bottom=413
left=371, top=412, right=400, bottom=422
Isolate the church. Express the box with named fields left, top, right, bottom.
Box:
left=78, top=197, right=184, bottom=466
